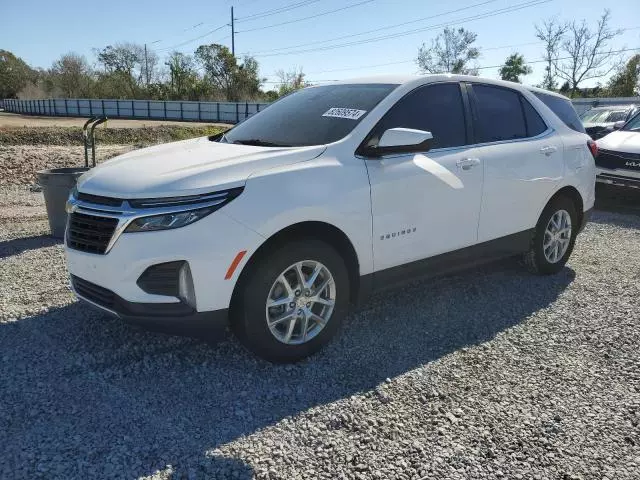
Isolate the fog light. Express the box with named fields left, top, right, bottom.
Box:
left=178, top=262, right=197, bottom=309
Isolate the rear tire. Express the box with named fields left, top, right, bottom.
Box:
left=232, top=239, right=350, bottom=363
left=523, top=195, right=578, bottom=275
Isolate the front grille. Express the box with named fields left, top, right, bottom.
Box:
left=596, top=149, right=640, bottom=171
left=67, top=212, right=118, bottom=254
left=71, top=275, right=116, bottom=309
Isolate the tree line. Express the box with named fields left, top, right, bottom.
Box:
left=1, top=9, right=638, bottom=102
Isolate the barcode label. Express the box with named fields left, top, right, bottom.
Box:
left=322, top=107, right=367, bottom=120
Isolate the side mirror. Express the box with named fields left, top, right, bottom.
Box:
left=361, top=127, right=434, bottom=157
left=612, top=120, right=626, bottom=130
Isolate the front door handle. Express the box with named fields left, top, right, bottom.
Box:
left=456, top=157, right=481, bottom=170
left=540, top=145, right=558, bottom=156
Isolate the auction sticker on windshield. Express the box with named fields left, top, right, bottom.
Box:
left=322, top=108, right=367, bottom=120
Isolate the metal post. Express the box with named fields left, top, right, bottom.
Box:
left=235, top=102, right=239, bottom=123
left=89, top=99, right=93, bottom=116
left=180, top=102, right=184, bottom=120
left=77, top=99, right=80, bottom=116
left=257, top=103, right=260, bottom=112
left=231, top=7, right=235, bottom=56
left=116, top=100, right=120, bottom=117
left=198, top=101, right=201, bottom=121
left=64, top=98, right=68, bottom=116
left=101, top=99, right=105, bottom=116
left=216, top=102, right=220, bottom=121
left=147, top=100, right=150, bottom=119
left=132, top=100, right=135, bottom=117
left=163, top=101, right=167, bottom=119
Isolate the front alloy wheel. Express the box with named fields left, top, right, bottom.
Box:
left=232, top=239, right=350, bottom=363
left=266, top=261, right=336, bottom=345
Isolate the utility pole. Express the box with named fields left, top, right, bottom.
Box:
left=231, top=6, right=235, bottom=56
left=144, top=43, right=149, bottom=85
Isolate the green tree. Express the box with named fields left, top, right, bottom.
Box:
left=0, top=50, right=34, bottom=98
left=194, top=44, right=263, bottom=101
left=499, top=53, right=533, bottom=83
left=165, top=51, right=201, bottom=100
left=606, top=54, right=640, bottom=97
left=417, top=27, right=479, bottom=75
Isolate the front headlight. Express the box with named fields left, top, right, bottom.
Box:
left=125, top=206, right=217, bottom=232
left=123, top=187, right=243, bottom=233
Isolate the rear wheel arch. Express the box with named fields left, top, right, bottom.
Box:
left=540, top=185, right=584, bottom=228
left=230, top=221, right=362, bottom=314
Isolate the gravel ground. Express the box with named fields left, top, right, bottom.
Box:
left=1, top=186, right=639, bottom=480
left=0, top=145, right=134, bottom=186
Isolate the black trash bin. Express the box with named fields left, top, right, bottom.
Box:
left=37, top=167, right=89, bottom=238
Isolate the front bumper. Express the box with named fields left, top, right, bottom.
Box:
left=596, top=172, right=640, bottom=190
left=72, top=275, right=228, bottom=338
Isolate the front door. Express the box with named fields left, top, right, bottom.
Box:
left=363, top=82, right=484, bottom=274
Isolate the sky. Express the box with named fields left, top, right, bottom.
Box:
left=2, top=0, right=639, bottom=89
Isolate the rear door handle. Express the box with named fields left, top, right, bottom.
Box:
left=456, top=157, right=481, bottom=170
left=540, top=145, right=558, bottom=156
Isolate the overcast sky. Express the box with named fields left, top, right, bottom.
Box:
left=2, top=0, right=639, bottom=88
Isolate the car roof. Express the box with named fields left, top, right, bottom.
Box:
left=322, top=74, right=572, bottom=100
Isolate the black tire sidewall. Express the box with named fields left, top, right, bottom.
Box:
left=235, top=240, right=350, bottom=363
left=532, top=196, right=578, bottom=274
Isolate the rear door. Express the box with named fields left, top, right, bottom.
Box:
left=467, top=83, right=564, bottom=242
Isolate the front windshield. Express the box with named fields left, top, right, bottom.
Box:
left=222, top=83, right=397, bottom=147
left=622, top=112, right=640, bottom=132
left=581, top=108, right=626, bottom=123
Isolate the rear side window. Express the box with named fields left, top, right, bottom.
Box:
left=472, top=85, right=527, bottom=142
left=372, top=83, right=468, bottom=149
left=533, top=92, right=586, bottom=133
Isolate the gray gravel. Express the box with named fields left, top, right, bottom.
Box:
left=1, top=189, right=639, bottom=479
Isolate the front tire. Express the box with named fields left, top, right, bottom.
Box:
left=232, top=239, right=350, bottom=363
left=523, top=195, right=578, bottom=275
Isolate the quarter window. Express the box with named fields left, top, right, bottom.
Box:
left=521, top=97, right=547, bottom=137
left=371, top=83, right=468, bottom=149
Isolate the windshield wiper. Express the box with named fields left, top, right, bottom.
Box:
left=232, top=139, right=289, bottom=147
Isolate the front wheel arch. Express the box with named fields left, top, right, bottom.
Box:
left=230, top=221, right=361, bottom=318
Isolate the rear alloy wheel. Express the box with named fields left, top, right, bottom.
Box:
left=523, top=196, right=578, bottom=275
left=233, top=240, right=350, bottom=362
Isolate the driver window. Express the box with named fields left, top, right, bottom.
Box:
left=370, top=83, right=468, bottom=149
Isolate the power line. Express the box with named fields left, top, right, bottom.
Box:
left=236, top=0, right=320, bottom=22
left=237, top=0, right=377, bottom=33
left=243, top=0, right=499, bottom=55
left=246, top=0, right=552, bottom=58
left=156, top=24, right=228, bottom=52
left=300, top=41, right=544, bottom=76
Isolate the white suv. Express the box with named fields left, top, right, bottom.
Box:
left=65, top=75, right=596, bottom=362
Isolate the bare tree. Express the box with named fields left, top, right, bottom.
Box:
left=417, top=27, right=479, bottom=75
left=275, top=67, right=308, bottom=96
left=535, top=19, right=568, bottom=90
left=554, top=10, right=622, bottom=97
left=49, top=53, right=93, bottom=97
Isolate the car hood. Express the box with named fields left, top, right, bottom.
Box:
left=597, top=130, right=640, bottom=154
left=77, top=137, right=326, bottom=198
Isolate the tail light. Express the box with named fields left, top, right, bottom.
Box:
left=587, top=139, right=598, bottom=159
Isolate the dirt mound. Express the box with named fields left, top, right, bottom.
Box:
left=0, top=125, right=226, bottom=146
